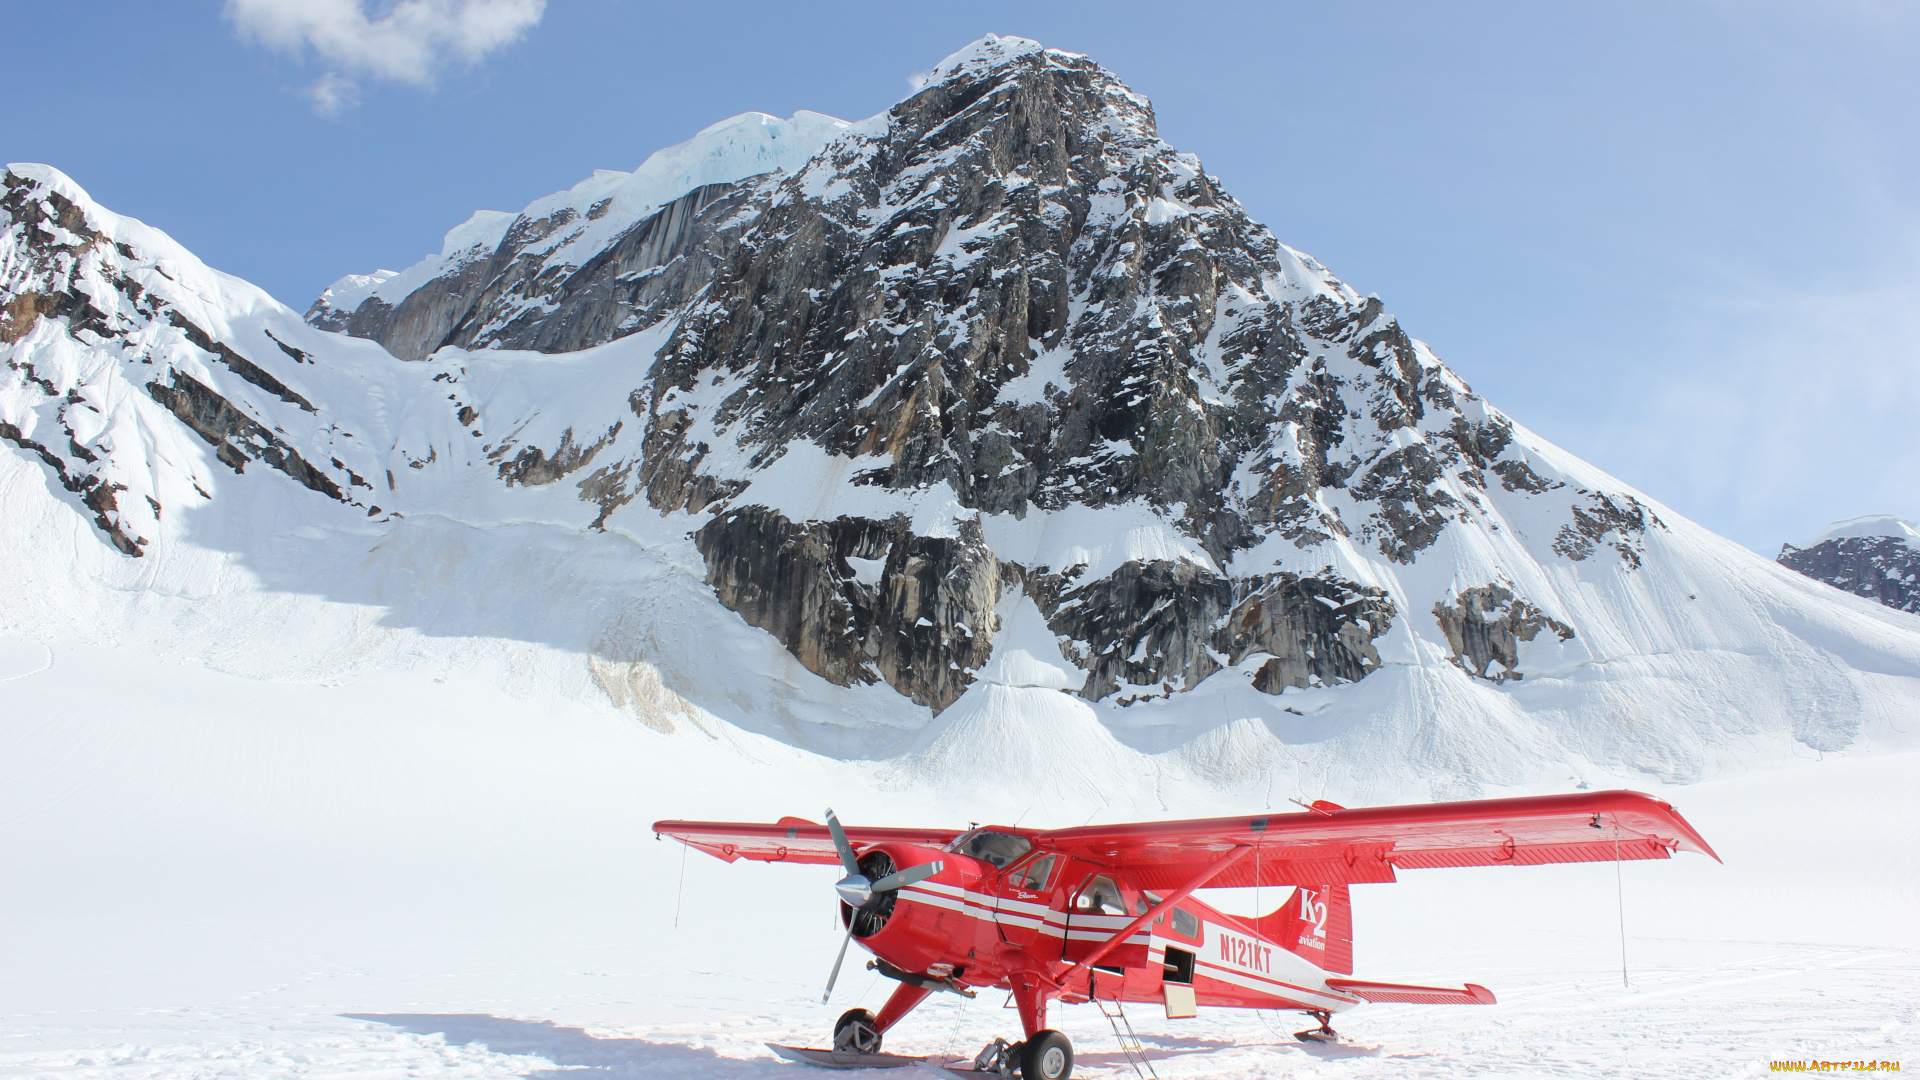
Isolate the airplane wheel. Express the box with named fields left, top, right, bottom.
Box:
left=833, top=1008, right=882, bottom=1054
left=1019, top=1030, right=1072, bottom=1080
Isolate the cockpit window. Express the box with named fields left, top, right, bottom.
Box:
left=947, top=829, right=1034, bottom=868
left=1011, top=853, right=1057, bottom=892
left=1074, top=874, right=1127, bottom=916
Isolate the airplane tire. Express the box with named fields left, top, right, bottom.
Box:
left=833, top=1008, right=882, bottom=1054
left=1020, top=1030, right=1072, bottom=1080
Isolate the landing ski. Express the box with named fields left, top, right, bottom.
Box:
left=913, top=1063, right=1005, bottom=1080
left=766, top=1044, right=929, bottom=1070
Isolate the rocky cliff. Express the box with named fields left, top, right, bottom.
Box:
left=1779, top=516, right=1920, bottom=614
left=282, top=40, right=1686, bottom=714
left=304, top=110, right=849, bottom=361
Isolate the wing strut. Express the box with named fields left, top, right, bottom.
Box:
left=1065, top=845, right=1252, bottom=975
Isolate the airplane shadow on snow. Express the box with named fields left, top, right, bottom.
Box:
left=346, top=1014, right=802, bottom=1079
left=346, top=1013, right=1374, bottom=1078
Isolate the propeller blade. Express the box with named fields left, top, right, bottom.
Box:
left=822, top=922, right=855, bottom=1003
left=870, top=860, right=943, bottom=893
left=824, top=808, right=861, bottom=877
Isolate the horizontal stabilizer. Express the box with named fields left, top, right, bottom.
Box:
left=1323, top=978, right=1496, bottom=1005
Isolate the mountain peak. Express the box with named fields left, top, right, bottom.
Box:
left=925, top=34, right=1055, bottom=85
left=1778, top=514, right=1920, bottom=615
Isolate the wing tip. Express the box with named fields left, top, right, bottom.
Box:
left=1598, top=790, right=1723, bottom=865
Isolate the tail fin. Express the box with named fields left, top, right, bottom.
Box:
left=1254, top=884, right=1353, bottom=975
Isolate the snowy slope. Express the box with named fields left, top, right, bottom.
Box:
left=0, top=163, right=435, bottom=554
left=1, top=627, right=1914, bottom=1079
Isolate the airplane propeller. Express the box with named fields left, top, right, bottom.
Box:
left=821, top=808, right=942, bottom=1002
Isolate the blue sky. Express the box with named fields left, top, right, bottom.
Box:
left=7, top=2, right=1917, bottom=554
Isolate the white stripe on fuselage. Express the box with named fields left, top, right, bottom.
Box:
left=891, top=883, right=1354, bottom=1009
left=899, top=882, right=1150, bottom=944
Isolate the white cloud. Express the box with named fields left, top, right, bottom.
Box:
left=305, top=71, right=360, bottom=116
left=225, top=0, right=545, bottom=114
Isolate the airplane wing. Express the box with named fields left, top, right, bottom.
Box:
left=1031, top=790, right=1718, bottom=891
left=652, top=816, right=965, bottom=865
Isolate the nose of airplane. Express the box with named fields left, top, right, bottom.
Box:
left=835, top=873, right=874, bottom=908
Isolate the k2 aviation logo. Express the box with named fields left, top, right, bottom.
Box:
left=1296, top=887, right=1329, bottom=946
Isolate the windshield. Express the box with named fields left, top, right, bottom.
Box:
left=946, top=829, right=1033, bottom=869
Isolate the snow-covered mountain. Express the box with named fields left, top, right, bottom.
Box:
left=305, top=110, right=850, bottom=361
left=1779, top=516, right=1920, bottom=614
left=5, top=36, right=1919, bottom=797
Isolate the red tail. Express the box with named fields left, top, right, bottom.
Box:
left=1254, top=884, right=1353, bottom=975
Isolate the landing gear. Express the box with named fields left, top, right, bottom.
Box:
left=1293, top=1010, right=1338, bottom=1044
left=1019, top=1030, right=1073, bottom=1080
left=971, top=1038, right=1016, bottom=1076
left=963, top=1030, right=1071, bottom=1080
left=834, top=1008, right=882, bottom=1054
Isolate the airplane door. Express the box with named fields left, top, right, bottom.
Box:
left=1162, top=946, right=1198, bottom=1018
left=992, top=853, right=1060, bottom=953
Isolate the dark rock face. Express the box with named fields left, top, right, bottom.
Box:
left=308, top=181, right=763, bottom=362
left=147, top=370, right=345, bottom=501
left=492, top=422, right=622, bottom=487
left=695, top=507, right=999, bottom=710
left=637, top=49, right=1522, bottom=566
left=1779, top=535, right=1920, bottom=614
left=1552, top=491, right=1661, bottom=569
left=622, top=41, right=1574, bottom=709
left=1045, top=563, right=1397, bottom=702
left=1432, top=584, right=1575, bottom=682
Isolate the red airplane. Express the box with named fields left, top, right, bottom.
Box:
left=654, top=789, right=1717, bottom=1080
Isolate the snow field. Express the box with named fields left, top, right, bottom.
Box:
left=1, top=634, right=1915, bottom=1080
left=2, top=435, right=1915, bottom=1080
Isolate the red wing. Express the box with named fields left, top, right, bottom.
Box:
left=652, top=816, right=964, bottom=865
left=1033, top=790, right=1718, bottom=890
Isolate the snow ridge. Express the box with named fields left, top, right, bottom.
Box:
left=307, top=110, right=848, bottom=337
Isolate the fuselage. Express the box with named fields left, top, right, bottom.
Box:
left=843, top=830, right=1362, bottom=1016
